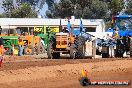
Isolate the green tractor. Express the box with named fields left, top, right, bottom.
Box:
left=0, top=27, right=19, bottom=55
left=33, top=25, right=59, bottom=52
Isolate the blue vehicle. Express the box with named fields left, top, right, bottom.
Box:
left=107, top=15, right=132, bottom=57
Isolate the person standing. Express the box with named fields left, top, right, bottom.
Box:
left=18, top=37, right=23, bottom=56
left=0, top=37, right=4, bottom=67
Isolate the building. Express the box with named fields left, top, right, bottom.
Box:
left=0, top=18, right=105, bottom=33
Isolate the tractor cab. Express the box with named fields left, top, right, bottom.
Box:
left=111, top=15, right=132, bottom=37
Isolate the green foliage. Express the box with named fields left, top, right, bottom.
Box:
left=15, top=0, right=46, bottom=10
left=90, top=0, right=108, bottom=19
left=108, top=0, right=124, bottom=15
left=46, top=0, right=109, bottom=19
left=0, top=13, right=6, bottom=18
left=2, top=0, right=14, bottom=12
left=125, top=1, right=132, bottom=14
left=1, top=0, right=14, bottom=17
left=11, top=3, right=37, bottom=18
left=1, top=0, right=37, bottom=18
left=46, top=0, right=54, bottom=10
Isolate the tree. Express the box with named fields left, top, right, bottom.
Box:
left=108, top=0, right=124, bottom=15
left=0, top=13, right=6, bottom=18
left=1, top=0, right=37, bottom=18
left=46, top=0, right=109, bottom=19
left=46, top=0, right=54, bottom=10
left=125, top=0, right=132, bottom=14
left=1, top=0, right=47, bottom=18
left=90, top=0, right=108, bottom=19
left=2, top=0, right=15, bottom=17
left=16, top=0, right=45, bottom=10
left=11, top=3, right=37, bottom=18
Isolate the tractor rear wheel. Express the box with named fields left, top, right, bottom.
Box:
left=75, top=36, right=85, bottom=59
left=24, top=45, right=34, bottom=55
left=70, top=44, right=76, bottom=59
left=47, top=43, right=53, bottom=59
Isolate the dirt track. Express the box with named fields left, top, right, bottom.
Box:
left=0, top=56, right=132, bottom=88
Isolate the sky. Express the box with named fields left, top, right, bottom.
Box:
left=0, top=0, right=4, bottom=13
left=39, top=2, right=48, bottom=18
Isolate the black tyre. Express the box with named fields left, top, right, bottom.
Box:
left=101, top=46, right=109, bottom=58
left=47, top=43, right=60, bottom=59
left=4, top=48, right=12, bottom=55
left=115, top=49, right=123, bottom=57
left=102, top=53, right=109, bottom=58
left=53, top=52, right=60, bottom=59
left=37, top=43, right=45, bottom=54
left=47, top=43, right=53, bottom=59
left=70, top=44, right=76, bottom=59
left=24, top=45, right=34, bottom=55
left=80, top=77, right=90, bottom=86
left=75, top=36, right=85, bottom=59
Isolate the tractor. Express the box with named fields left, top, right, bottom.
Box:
left=19, top=34, right=42, bottom=55
left=33, top=25, right=58, bottom=53
left=47, top=19, right=92, bottom=59
left=0, top=27, right=19, bottom=55
left=0, top=26, right=43, bottom=55
left=107, top=15, right=132, bottom=57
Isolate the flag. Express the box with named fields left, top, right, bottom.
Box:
left=41, top=25, right=46, bottom=34
left=80, top=18, right=83, bottom=32
left=67, top=19, right=71, bottom=32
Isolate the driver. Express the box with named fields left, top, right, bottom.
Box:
left=112, top=28, right=119, bottom=39
left=62, top=27, right=69, bottom=33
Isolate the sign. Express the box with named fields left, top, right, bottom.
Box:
left=51, top=27, right=59, bottom=32
left=34, top=28, right=41, bottom=32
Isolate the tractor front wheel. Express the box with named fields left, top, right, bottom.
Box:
left=24, top=45, right=34, bottom=55
left=75, top=36, right=85, bottom=59
left=70, top=44, right=76, bottom=59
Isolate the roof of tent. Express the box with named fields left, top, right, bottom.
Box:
left=0, top=18, right=104, bottom=28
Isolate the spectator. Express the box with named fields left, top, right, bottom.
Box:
left=0, top=37, right=4, bottom=66
left=18, top=37, right=23, bottom=56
